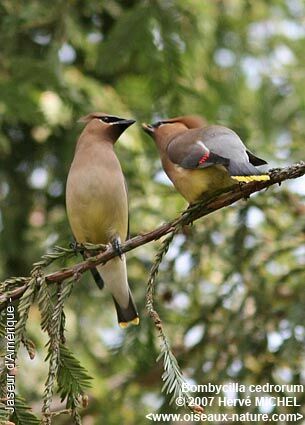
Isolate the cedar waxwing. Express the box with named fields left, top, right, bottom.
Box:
left=66, top=112, right=139, bottom=328
left=142, top=115, right=269, bottom=203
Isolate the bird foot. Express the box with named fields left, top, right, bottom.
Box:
left=70, top=241, right=84, bottom=254
left=111, top=238, right=123, bottom=260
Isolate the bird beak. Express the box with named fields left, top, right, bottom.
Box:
left=142, top=123, right=155, bottom=135
left=112, top=119, right=136, bottom=129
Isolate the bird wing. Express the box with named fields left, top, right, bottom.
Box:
left=246, top=149, right=267, bottom=166
left=124, top=178, right=130, bottom=240
left=199, top=127, right=268, bottom=171
left=167, top=125, right=269, bottom=180
left=167, top=126, right=235, bottom=170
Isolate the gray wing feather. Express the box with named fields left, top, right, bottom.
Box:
left=178, top=143, right=208, bottom=168
left=123, top=178, right=130, bottom=240
left=201, top=126, right=249, bottom=162
left=168, top=137, right=230, bottom=170
left=167, top=126, right=266, bottom=176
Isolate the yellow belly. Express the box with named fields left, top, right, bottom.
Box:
left=67, top=199, right=126, bottom=244
left=168, top=165, right=234, bottom=203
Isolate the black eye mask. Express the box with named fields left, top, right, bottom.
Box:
left=99, top=115, right=122, bottom=124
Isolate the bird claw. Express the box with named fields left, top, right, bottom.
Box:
left=111, top=238, right=123, bottom=260
left=70, top=241, right=83, bottom=254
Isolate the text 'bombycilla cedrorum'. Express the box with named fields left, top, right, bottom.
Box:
left=142, top=115, right=269, bottom=203
left=66, top=112, right=139, bottom=328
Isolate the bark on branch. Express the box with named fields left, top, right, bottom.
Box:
left=2, top=161, right=305, bottom=300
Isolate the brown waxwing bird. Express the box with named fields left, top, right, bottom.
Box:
left=66, top=112, right=139, bottom=328
left=142, top=116, right=269, bottom=203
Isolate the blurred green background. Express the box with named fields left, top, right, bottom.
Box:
left=1, top=0, right=305, bottom=423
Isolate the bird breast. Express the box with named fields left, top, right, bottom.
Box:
left=66, top=148, right=128, bottom=244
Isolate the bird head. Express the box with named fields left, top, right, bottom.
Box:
left=78, top=112, right=135, bottom=142
left=142, top=115, right=206, bottom=149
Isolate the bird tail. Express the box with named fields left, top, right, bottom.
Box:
left=97, top=257, right=139, bottom=328
left=113, top=292, right=139, bottom=328
left=229, top=161, right=270, bottom=183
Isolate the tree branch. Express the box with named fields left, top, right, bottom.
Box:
left=46, top=161, right=305, bottom=280
left=2, top=161, right=305, bottom=301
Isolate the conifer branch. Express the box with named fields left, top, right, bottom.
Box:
left=1, top=161, right=305, bottom=303
left=15, top=277, right=39, bottom=353
left=145, top=228, right=203, bottom=412
left=7, top=396, right=40, bottom=424
left=42, top=279, right=75, bottom=423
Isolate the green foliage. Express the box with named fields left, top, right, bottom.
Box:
left=42, top=280, right=73, bottom=420
left=160, top=348, right=187, bottom=404
left=57, top=343, right=92, bottom=405
left=15, top=277, right=38, bottom=353
left=38, top=278, right=56, bottom=335
left=10, top=396, right=40, bottom=425
left=0, top=315, right=5, bottom=339
left=0, top=401, right=10, bottom=423
left=0, top=245, right=95, bottom=424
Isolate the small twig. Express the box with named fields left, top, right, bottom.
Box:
left=50, top=408, right=72, bottom=418
left=0, top=282, right=30, bottom=303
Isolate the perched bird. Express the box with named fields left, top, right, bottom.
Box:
left=66, top=112, right=139, bottom=328
left=142, top=115, right=269, bottom=203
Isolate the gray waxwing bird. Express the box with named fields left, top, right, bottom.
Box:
left=66, top=112, right=139, bottom=328
left=142, top=116, right=269, bottom=203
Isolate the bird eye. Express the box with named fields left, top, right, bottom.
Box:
left=152, top=120, right=172, bottom=128
left=152, top=121, right=163, bottom=128
left=98, top=116, right=121, bottom=124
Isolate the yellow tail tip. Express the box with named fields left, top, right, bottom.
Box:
left=119, top=317, right=140, bottom=329
left=131, top=317, right=140, bottom=325
left=232, top=175, right=270, bottom=183
left=119, top=322, right=128, bottom=329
